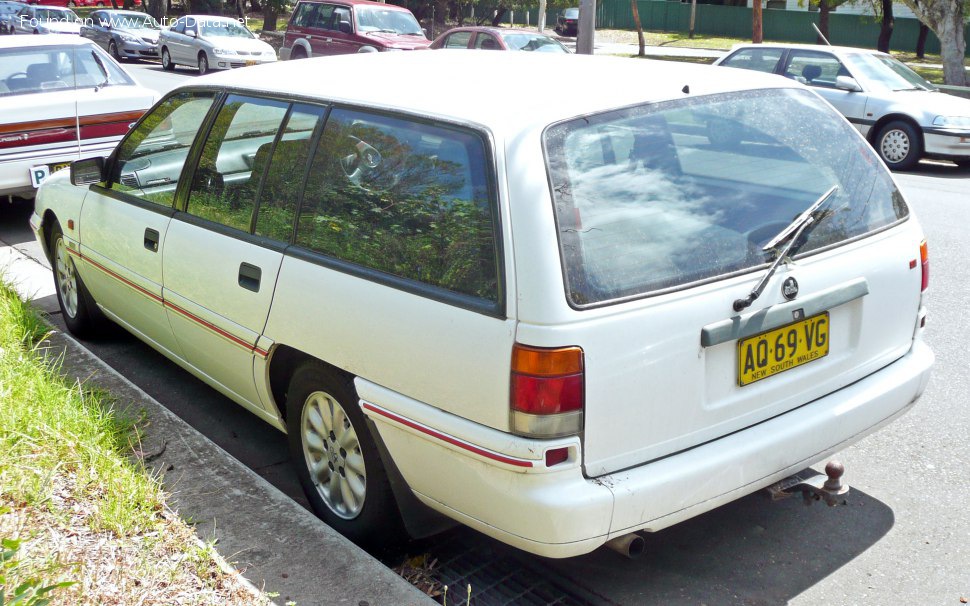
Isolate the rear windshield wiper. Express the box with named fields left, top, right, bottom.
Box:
left=732, top=184, right=838, bottom=313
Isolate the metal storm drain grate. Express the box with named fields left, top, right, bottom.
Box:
left=422, top=535, right=614, bottom=606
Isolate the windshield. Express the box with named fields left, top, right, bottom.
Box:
left=109, top=12, right=160, bottom=30
left=843, top=52, right=936, bottom=92
left=563, top=8, right=579, bottom=17
left=544, top=88, right=908, bottom=307
left=199, top=19, right=254, bottom=38
left=36, top=8, right=80, bottom=22
left=0, top=46, right=134, bottom=97
left=0, top=4, right=22, bottom=16
left=356, top=6, right=422, bottom=34
left=500, top=33, right=568, bottom=52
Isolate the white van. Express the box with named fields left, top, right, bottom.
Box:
left=31, top=51, right=933, bottom=558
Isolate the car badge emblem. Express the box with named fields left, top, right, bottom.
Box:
left=782, top=277, right=799, bottom=301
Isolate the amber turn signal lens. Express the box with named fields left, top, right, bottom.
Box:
left=512, top=344, right=583, bottom=376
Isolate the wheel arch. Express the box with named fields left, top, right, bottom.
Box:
left=868, top=113, right=924, bottom=151
left=40, top=209, right=59, bottom=263
left=289, top=40, right=311, bottom=58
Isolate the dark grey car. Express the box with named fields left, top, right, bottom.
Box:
left=80, top=10, right=161, bottom=61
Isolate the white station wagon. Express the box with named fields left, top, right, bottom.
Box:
left=31, top=52, right=933, bottom=558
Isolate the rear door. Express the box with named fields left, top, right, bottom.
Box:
left=537, top=87, right=921, bottom=477
left=162, top=95, right=327, bottom=410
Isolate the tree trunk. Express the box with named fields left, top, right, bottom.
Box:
left=538, top=0, right=547, bottom=32
left=145, top=0, right=165, bottom=21
left=752, top=0, right=763, bottom=43
left=491, top=7, right=507, bottom=27
left=817, top=0, right=830, bottom=44
left=937, top=15, right=967, bottom=86
left=235, top=0, right=244, bottom=19
left=109, top=0, right=118, bottom=8
left=877, top=0, right=893, bottom=52
left=631, top=0, right=645, bottom=56
left=689, top=0, right=697, bottom=39
left=916, top=22, right=928, bottom=58
left=250, top=0, right=261, bottom=12
left=262, top=2, right=278, bottom=31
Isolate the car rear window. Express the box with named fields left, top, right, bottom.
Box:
left=544, top=88, right=908, bottom=307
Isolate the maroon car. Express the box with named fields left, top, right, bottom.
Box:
left=280, top=0, right=429, bottom=59
left=430, top=26, right=570, bottom=53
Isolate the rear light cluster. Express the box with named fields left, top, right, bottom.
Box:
left=920, top=239, right=929, bottom=292
left=510, top=343, right=584, bottom=438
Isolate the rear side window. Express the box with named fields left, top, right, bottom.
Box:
left=296, top=108, right=499, bottom=305
left=186, top=95, right=290, bottom=232
left=544, top=88, right=908, bottom=307
left=720, top=48, right=784, bottom=74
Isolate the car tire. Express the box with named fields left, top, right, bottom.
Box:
left=161, top=47, right=174, bottom=71
left=109, top=40, right=123, bottom=61
left=49, top=222, right=104, bottom=339
left=875, top=120, right=921, bottom=171
left=285, top=361, right=403, bottom=548
left=197, top=52, right=209, bottom=75
left=955, top=160, right=970, bottom=169
left=290, top=47, right=306, bottom=59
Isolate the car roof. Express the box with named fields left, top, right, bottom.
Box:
left=727, top=43, right=888, bottom=58
left=296, top=0, right=412, bottom=7
left=100, top=9, right=151, bottom=16
left=182, top=14, right=246, bottom=21
left=441, top=26, right=554, bottom=36
left=194, top=51, right=794, bottom=134
left=0, top=33, right=95, bottom=49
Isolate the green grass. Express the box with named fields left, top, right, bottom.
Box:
left=0, top=280, right=268, bottom=604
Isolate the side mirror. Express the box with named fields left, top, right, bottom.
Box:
left=70, top=157, right=105, bottom=186
left=186, top=29, right=197, bottom=37
left=835, top=75, right=862, bottom=92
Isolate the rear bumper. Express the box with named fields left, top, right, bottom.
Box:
left=363, top=340, right=933, bottom=558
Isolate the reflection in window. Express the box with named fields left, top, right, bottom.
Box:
left=297, top=108, right=498, bottom=303
left=112, top=91, right=216, bottom=207
left=186, top=95, right=289, bottom=232
left=254, top=104, right=326, bottom=242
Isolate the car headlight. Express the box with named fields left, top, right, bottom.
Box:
left=213, top=48, right=237, bottom=57
left=119, top=33, right=138, bottom=43
left=933, top=115, right=970, bottom=129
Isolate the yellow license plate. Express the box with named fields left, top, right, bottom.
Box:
left=50, top=162, right=70, bottom=173
left=245, top=60, right=257, bottom=66
left=737, top=312, right=829, bottom=386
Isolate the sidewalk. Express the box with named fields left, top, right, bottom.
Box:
left=0, top=242, right=434, bottom=606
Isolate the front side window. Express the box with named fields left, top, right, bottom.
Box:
left=296, top=108, right=499, bottom=304
left=720, top=48, right=783, bottom=74
left=545, top=88, right=908, bottom=307
left=186, top=95, right=290, bottom=232
left=112, top=91, right=217, bottom=207
left=475, top=34, right=500, bottom=50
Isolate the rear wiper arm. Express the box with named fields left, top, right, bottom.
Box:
left=732, top=185, right=838, bottom=313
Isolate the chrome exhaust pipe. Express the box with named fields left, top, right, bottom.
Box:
left=605, top=533, right=645, bottom=559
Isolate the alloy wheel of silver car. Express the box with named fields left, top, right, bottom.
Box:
left=300, top=389, right=367, bottom=520
left=198, top=53, right=208, bottom=75
left=161, top=47, right=174, bottom=71
left=880, top=128, right=911, bottom=164
left=54, top=234, right=78, bottom=319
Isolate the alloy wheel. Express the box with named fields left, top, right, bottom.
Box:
left=300, top=390, right=367, bottom=519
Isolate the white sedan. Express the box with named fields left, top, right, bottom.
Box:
left=158, top=15, right=276, bottom=75
left=0, top=35, right=156, bottom=200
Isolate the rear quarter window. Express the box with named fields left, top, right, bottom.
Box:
left=544, top=88, right=908, bottom=307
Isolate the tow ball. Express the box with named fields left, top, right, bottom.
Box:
left=765, top=461, right=849, bottom=506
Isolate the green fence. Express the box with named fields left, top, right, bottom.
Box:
left=596, top=0, right=970, bottom=57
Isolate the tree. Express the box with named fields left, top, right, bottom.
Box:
left=631, top=0, right=645, bottom=56
left=877, top=0, right=894, bottom=52
left=261, top=0, right=286, bottom=31
left=752, top=0, right=763, bottom=43
left=902, top=0, right=968, bottom=85
left=538, top=0, right=547, bottom=31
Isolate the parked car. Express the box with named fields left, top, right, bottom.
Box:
left=0, top=35, right=155, bottom=200
left=0, top=1, right=26, bottom=34
left=81, top=9, right=160, bottom=62
left=280, top=0, right=429, bottom=59
left=31, top=52, right=932, bottom=558
left=159, top=15, right=276, bottom=74
left=430, top=26, right=569, bottom=53
left=554, top=7, right=578, bottom=36
left=10, top=4, right=81, bottom=34
left=714, top=43, right=970, bottom=170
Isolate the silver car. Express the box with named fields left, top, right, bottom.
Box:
left=10, top=5, right=82, bottom=35
left=81, top=10, right=161, bottom=62
left=714, top=43, right=970, bottom=170
left=158, top=15, right=276, bottom=75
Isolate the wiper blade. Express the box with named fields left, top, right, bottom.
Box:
left=732, top=185, right=838, bottom=313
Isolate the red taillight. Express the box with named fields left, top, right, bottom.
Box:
left=920, top=240, right=929, bottom=292
left=510, top=344, right=584, bottom=438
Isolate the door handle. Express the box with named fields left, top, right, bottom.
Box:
left=144, top=228, right=159, bottom=252
left=238, top=262, right=261, bottom=293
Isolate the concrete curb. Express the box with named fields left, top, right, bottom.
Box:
left=1, top=242, right=434, bottom=606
